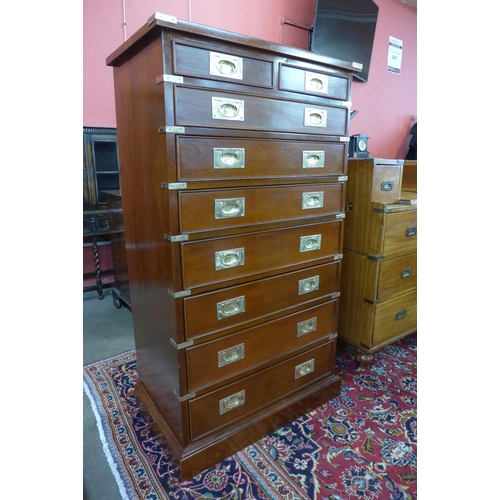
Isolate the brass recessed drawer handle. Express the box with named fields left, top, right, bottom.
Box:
left=212, top=97, right=245, bottom=121
left=210, top=52, right=243, bottom=80
left=215, top=247, right=245, bottom=270
left=302, top=151, right=325, bottom=169
left=304, top=108, right=327, bottom=127
left=400, top=267, right=413, bottom=279
left=213, top=148, right=245, bottom=169
left=302, top=191, right=324, bottom=210
left=219, top=390, right=246, bottom=414
left=380, top=180, right=394, bottom=191
left=395, top=309, right=407, bottom=320
left=300, top=234, right=322, bottom=252
left=218, top=343, right=245, bottom=367
left=298, top=275, right=320, bottom=295
left=304, top=71, right=328, bottom=94
left=295, top=359, right=315, bottom=379
left=214, top=197, right=245, bottom=219
left=297, top=317, right=317, bottom=337
left=406, top=226, right=417, bottom=237
left=217, top=296, right=245, bottom=320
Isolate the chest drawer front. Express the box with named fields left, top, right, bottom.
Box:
left=186, top=300, right=337, bottom=392
left=377, top=253, right=417, bottom=301
left=181, top=221, right=342, bottom=289
left=278, top=63, right=350, bottom=102
left=172, top=41, right=274, bottom=89
left=174, top=87, right=349, bottom=136
left=188, top=340, right=335, bottom=440
left=372, top=290, right=417, bottom=345
left=179, top=184, right=344, bottom=233
left=183, top=261, right=340, bottom=339
left=381, top=210, right=417, bottom=257
left=177, top=136, right=347, bottom=181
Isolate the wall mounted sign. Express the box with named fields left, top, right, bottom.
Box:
left=387, top=36, right=403, bottom=74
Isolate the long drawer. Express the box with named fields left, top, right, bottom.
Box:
left=186, top=300, right=338, bottom=392
left=181, top=221, right=342, bottom=289
left=176, top=136, right=347, bottom=182
left=174, top=87, right=349, bottom=136
left=178, top=184, right=344, bottom=233
left=372, top=290, right=417, bottom=345
left=188, top=339, right=336, bottom=440
left=183, top=261, right=341, bottom=339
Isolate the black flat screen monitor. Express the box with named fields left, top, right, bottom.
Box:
left=310, top=0, right=379, bottom=82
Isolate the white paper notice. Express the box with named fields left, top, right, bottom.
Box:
left=387, top=36, right=403, bottom=74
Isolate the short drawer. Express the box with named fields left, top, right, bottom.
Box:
left=381, top=210, right=417, bottom=257
left=172, top=41, right=274, bottom=89
left=181, top=221, right=342, bottom=289
left=186, top=300, right=338, bottom=392
left=183, top=261, right=341, bottom=339
left=177, top=136, right=347, bottom=182
left=174, top=87, right=349, bottom=136
left=372, top=290, right=417, bottom=345
left=188, top=340, right=336, bottom=440
left=278, top=62, right=350, bottom=102
left=178, top=183, right=345, bottom=233
left=377, top=253, right=417, bottom=301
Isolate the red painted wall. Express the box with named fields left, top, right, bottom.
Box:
left=83, top=0, right=416, bottom=159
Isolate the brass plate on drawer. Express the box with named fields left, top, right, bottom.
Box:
left=210, top=52, right=243, bottom=80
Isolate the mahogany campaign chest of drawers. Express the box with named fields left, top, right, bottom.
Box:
left=339, top=158, right=417, bottom=365
left=106, top=13, right=359, bottom=479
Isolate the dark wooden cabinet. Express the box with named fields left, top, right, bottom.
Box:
left=106, top=13, right=358, bottom=479
left=83, top=127, right=121, bottom=297
left=105, top=191, right=131, bottom=309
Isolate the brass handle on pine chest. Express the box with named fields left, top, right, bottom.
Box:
left=395, top=309, right=407, bottom=320
left=400, top=267, right=413, bottom=279
left=406, top=226, right=417, bottom=237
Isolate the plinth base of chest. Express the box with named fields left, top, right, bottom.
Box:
left=134, top=376, right=341, bottom=481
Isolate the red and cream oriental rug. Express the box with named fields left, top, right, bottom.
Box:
left=84, top=333, right=417, bottom=500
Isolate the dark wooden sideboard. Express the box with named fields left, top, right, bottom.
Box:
left=105, top=191, right=131, bottom=309
left=106, top=13, right=360, bottom=479
left=83, top=127, right=120, bottom=298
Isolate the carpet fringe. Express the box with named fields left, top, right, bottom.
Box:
left=84, top=378, right=133, bottom=500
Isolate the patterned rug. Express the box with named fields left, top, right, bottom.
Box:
left=84, top=333, right=417, bottom=499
